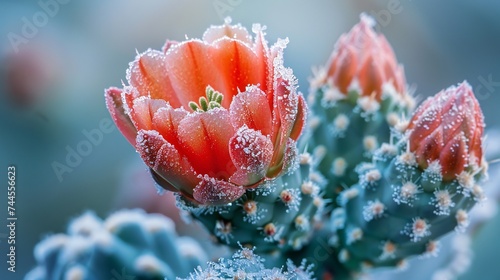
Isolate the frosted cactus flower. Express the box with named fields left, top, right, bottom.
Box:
left=105, top=20, right=307, bottom=205
left=407, top=82, right=485, bottom=180
left=315, top=14, right=408, bottom=106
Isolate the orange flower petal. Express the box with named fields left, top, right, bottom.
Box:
left=105, top=87, right=137, bottom=145
left=211, top=39, right=265, bottom=107
left=162, top=40, right=179, bottom=53
left=267, top=78, right=300, bottom=175
left=274, top=78, right=299, bottom=140
left=253, top=25, right=272, bottom=97
left=152, top=106, right=188, bottom=149
left=202, top=22, right=252, bottom=45
left=415, top=129, right=444, bottom=169
left=358, top=56, right=384, bottom=99
left=288, top=94, right=307, bottom=141
left=177, top=109, right=236, bottom=179
left=267, top=138, right=298, bottom=178
left=440, top=132, right=468, bottom=181
left=333, top=46, right=357, bottom=93
left=193, top=175, right=245, bottom=205
left=130, top=97, right=168, bottom=131
left=408, top=110, right=442, bottom=153
left=165, top=41, right=226, bottom=108
left=128, top=50, right=182, bottom=107
left=136, top=130, right=199, bottom=195
left=229, top=126, right=273, bottom=186
left=229, top=86, right=272, bottom=136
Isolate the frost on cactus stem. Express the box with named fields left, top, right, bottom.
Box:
left=105, top=19, right=307, bottom=206
left=328, top=81, right=488, bottom=273
left=182, top=245, right=315, bottom=280
left=304, top=14, right=414, bottom=204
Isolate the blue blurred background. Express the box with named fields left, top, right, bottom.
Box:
left=1, top=0, right=500, bottom=279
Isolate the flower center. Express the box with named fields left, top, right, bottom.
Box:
left=189, top=86, right=224, bottom=112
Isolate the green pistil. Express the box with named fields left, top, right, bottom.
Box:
left=189, top=86, right=224, bottom=112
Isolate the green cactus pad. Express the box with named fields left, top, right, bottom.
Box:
left=330, top=137, right=487, bottom=272
left=304, top=84, right=413, bottom=205
left=25, top=209, right=207, bottom=280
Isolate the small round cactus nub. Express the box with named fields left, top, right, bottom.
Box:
left=328, top=82, right=487, bottom=272
left=25, top=209, right=207, bottom=280
left=177, top=153, right=325, bottom=255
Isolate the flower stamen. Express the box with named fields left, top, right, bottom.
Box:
left=189, top=86, right=224, bottom=112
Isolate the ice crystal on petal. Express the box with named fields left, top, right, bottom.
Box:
left=229, top=125, right=273, bottom=185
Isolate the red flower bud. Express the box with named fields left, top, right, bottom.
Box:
left=407, top=82, right=485, bottom=180
left=321, top=14, right=406, bottom=101
left=105, top=20, right=307, bottom=205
